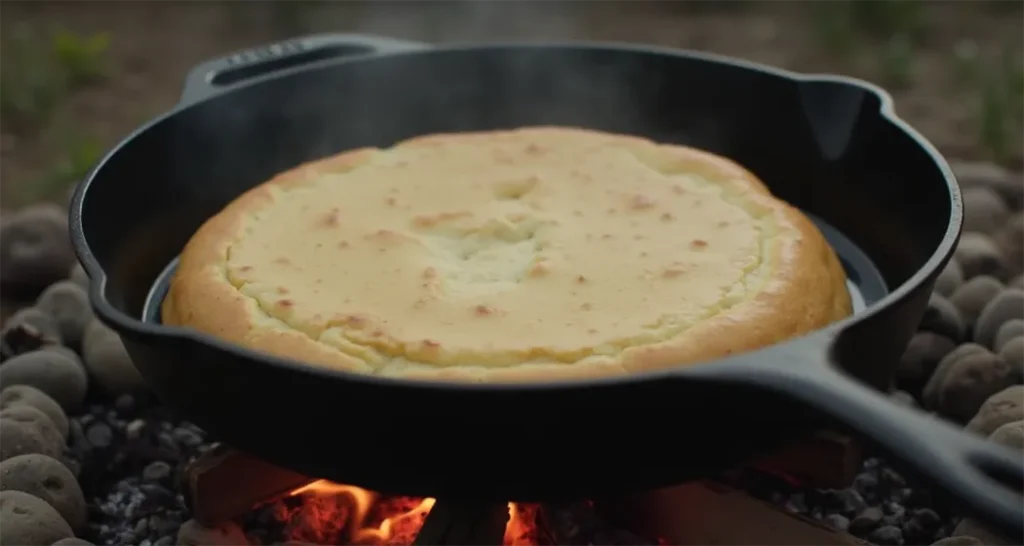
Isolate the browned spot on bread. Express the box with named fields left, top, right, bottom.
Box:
left=629, top=194, right=656, bottom=210
left=412, top=211, right=473, bottom=228
left=422, top=267, right=437, bottom=279
left=661, top=212, right=675, bottom=222
left=690, top=239, right=708, bottom=249
left=317, top=207, right=341, bottom=228
left=276, top=287, right=289, bottom=295
left=576, top=275, right=588, bottom=284
left=276, top=299, right=293, bottom=308
left=273, top=257, right=290, bottom=266
left=474, top=304, right=494, bottom=317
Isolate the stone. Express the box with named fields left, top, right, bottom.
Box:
left=0, top=205, right=76, bottom=294
left=923, top=343, right=988, bottom=411
left=966, top=386, right=1024, bottom=436
left=954, top=232, right=1008, bottom=280
left=81, top=320, right=145, bottom=396
left=953, top=517, right=1017, bottom=546
left=935, top=259, right=964, bottom=297
left=920, top=294, right=966, bottom=342
left=989, top=420, right=1024, bottom=451
left=0, top=454, right=86, bottom=530
left=927, top=349, right=1016, bottom=423
left=0, top=490, right=73, bottom=545
left=993, top=319, right=1024, bottom=352
left=0, top=406, right=64, bottom=462
left=0, top=386, right=69, bottom=440
left=961, top=186, right=1009, bottom=233
left=176, top=519, right=249, bottom=546
left=973, top=289, right=1024, bottom=349
left=949, top=275, right=1003, bottom=329
left=35, top=282, right=92, bottom=352
left=0, top=350, right=88, bottom=412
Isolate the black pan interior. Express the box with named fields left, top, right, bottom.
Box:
left=141, top=212, right=885, bottom=326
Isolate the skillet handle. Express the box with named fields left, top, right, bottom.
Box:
left=684, top=342, right=1024, bottom=540
left=179, top=33, right=428, bottom=106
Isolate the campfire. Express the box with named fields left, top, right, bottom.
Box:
left=259, top=481, right=539, bottom=546
left=177, top=432, right=875, bottom=546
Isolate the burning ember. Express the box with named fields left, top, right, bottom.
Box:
left=261, top=479, right=543, bottom=546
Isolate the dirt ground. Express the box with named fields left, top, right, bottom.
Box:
left=1, top=1, right=1022, bottom=207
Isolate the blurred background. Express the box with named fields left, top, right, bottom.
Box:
left=1, top=0, right=1021, bottom=208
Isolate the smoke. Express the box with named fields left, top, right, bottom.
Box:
left=320, top=1, right=588, bottom=44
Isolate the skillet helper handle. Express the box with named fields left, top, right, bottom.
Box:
left=685, top=344, right=1024, bottom=540
left=179, top=33, right=428, bottom=105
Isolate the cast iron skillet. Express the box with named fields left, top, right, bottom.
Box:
left=70, top=34, right=1023, bottom=536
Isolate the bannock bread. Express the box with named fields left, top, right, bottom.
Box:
left=163, top=127, right=852, bottom=382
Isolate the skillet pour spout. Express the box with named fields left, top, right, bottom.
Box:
left=71, top=33, right=1021, bottom=538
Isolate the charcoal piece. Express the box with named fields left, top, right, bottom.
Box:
left=0, top=385, right=68, bottom=440
left=849, top=506, right=884, bottom=535
left=114, top=394, right=136, bottom=416
left=81, top=320, right=145, bottom=397
left=154, top=536, right=174, bottom=546
left=949, top=276, right=1004, bottom=328
left=962, top=186, right=1010, bottom=233
left=927, top=350, right=1016, bottom=423
left=993, top=320, right=1024, bottom=352
left=0, top=204, right=76, bottom=295
left=852, top=472, right=879, bottom=502
left=974, top=289, right=1024, bottom=348
left=0, top=454, right=86, bottom=531
left=824, top=513, right=850, bottom=531
left=965, top=385, right=1024, bottom=436
left=85, top=422, right=113, bottom=450
left=177, top=519, right=248, bottom=546
left=142, top=461, right=172, bottom=484
left=954, top=232, right=1009, bottom=280
left=1, top=308, right=62, bottom=359
left=868, top=524, right=903, bottom=545
left=0, top=350, right=88, bottom=412
left=35, top=282, right=93, bottom=352
left=935, top=259, right=965, bottom=297
left=0, top=406, right=64, bottom=462
left=903, top=508, right=942, bottom=543
left=0, top=490, right=74, bottom=545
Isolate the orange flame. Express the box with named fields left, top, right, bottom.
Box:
left=287, top=480, right=540, bottom=546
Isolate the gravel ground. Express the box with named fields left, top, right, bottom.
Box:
left=0, top=161, right=1021, bottom=545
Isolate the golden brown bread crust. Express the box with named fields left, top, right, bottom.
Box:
left=162, top=127, right=852, bottom=382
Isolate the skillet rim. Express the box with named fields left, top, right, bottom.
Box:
left=69, top=40, right=963, bottom=392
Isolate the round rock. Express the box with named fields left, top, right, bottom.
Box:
left=998, top=336, right=1023, bottom=380
left=81, top=320, right=145, bottom=396
left=954, top=232, right=1008, bottom=280
left=965, top=385, right=1024, bottom=436
left=0, top=386, right=68, bottom=440
left=993, top=319, right=1024, bottom=352
left=934, top=259, right=964, bottom=297
left=920, top=294, right=966, bottom=341
left=949, top=275, right=1004, bottom=329
left=1009, top=274, right=1024, bottom=291
left=177, top=519, right=249, bottom=546
left=0, top=350, right=87, bottom=412
left=992, top=214, right=1023, bottom=277
left=66, top=263, right=89, bottom=291
left=952, top=160, right=1024, bottom=210
left=989, top=420, right=1024, bottom=451
left=897, top=332, right=956, bottom=394
left=0, top=454, right=86, bottom=530
left=923, top=343, right=988, bottom=410
left=0, top=406, right=65, bottom=462
left=35, top=282, right=92, bottom=352
left=973, top=288, right=1024, bottom=348
left=961, top=186, right=1009, bottom=233
left=1, top=307, right=62, bottom=347
left=0, top=490, right=73, bottom=546
left=0, top=205, right=75, bottom=294
left=926, top=349, right=1016, bottom=423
